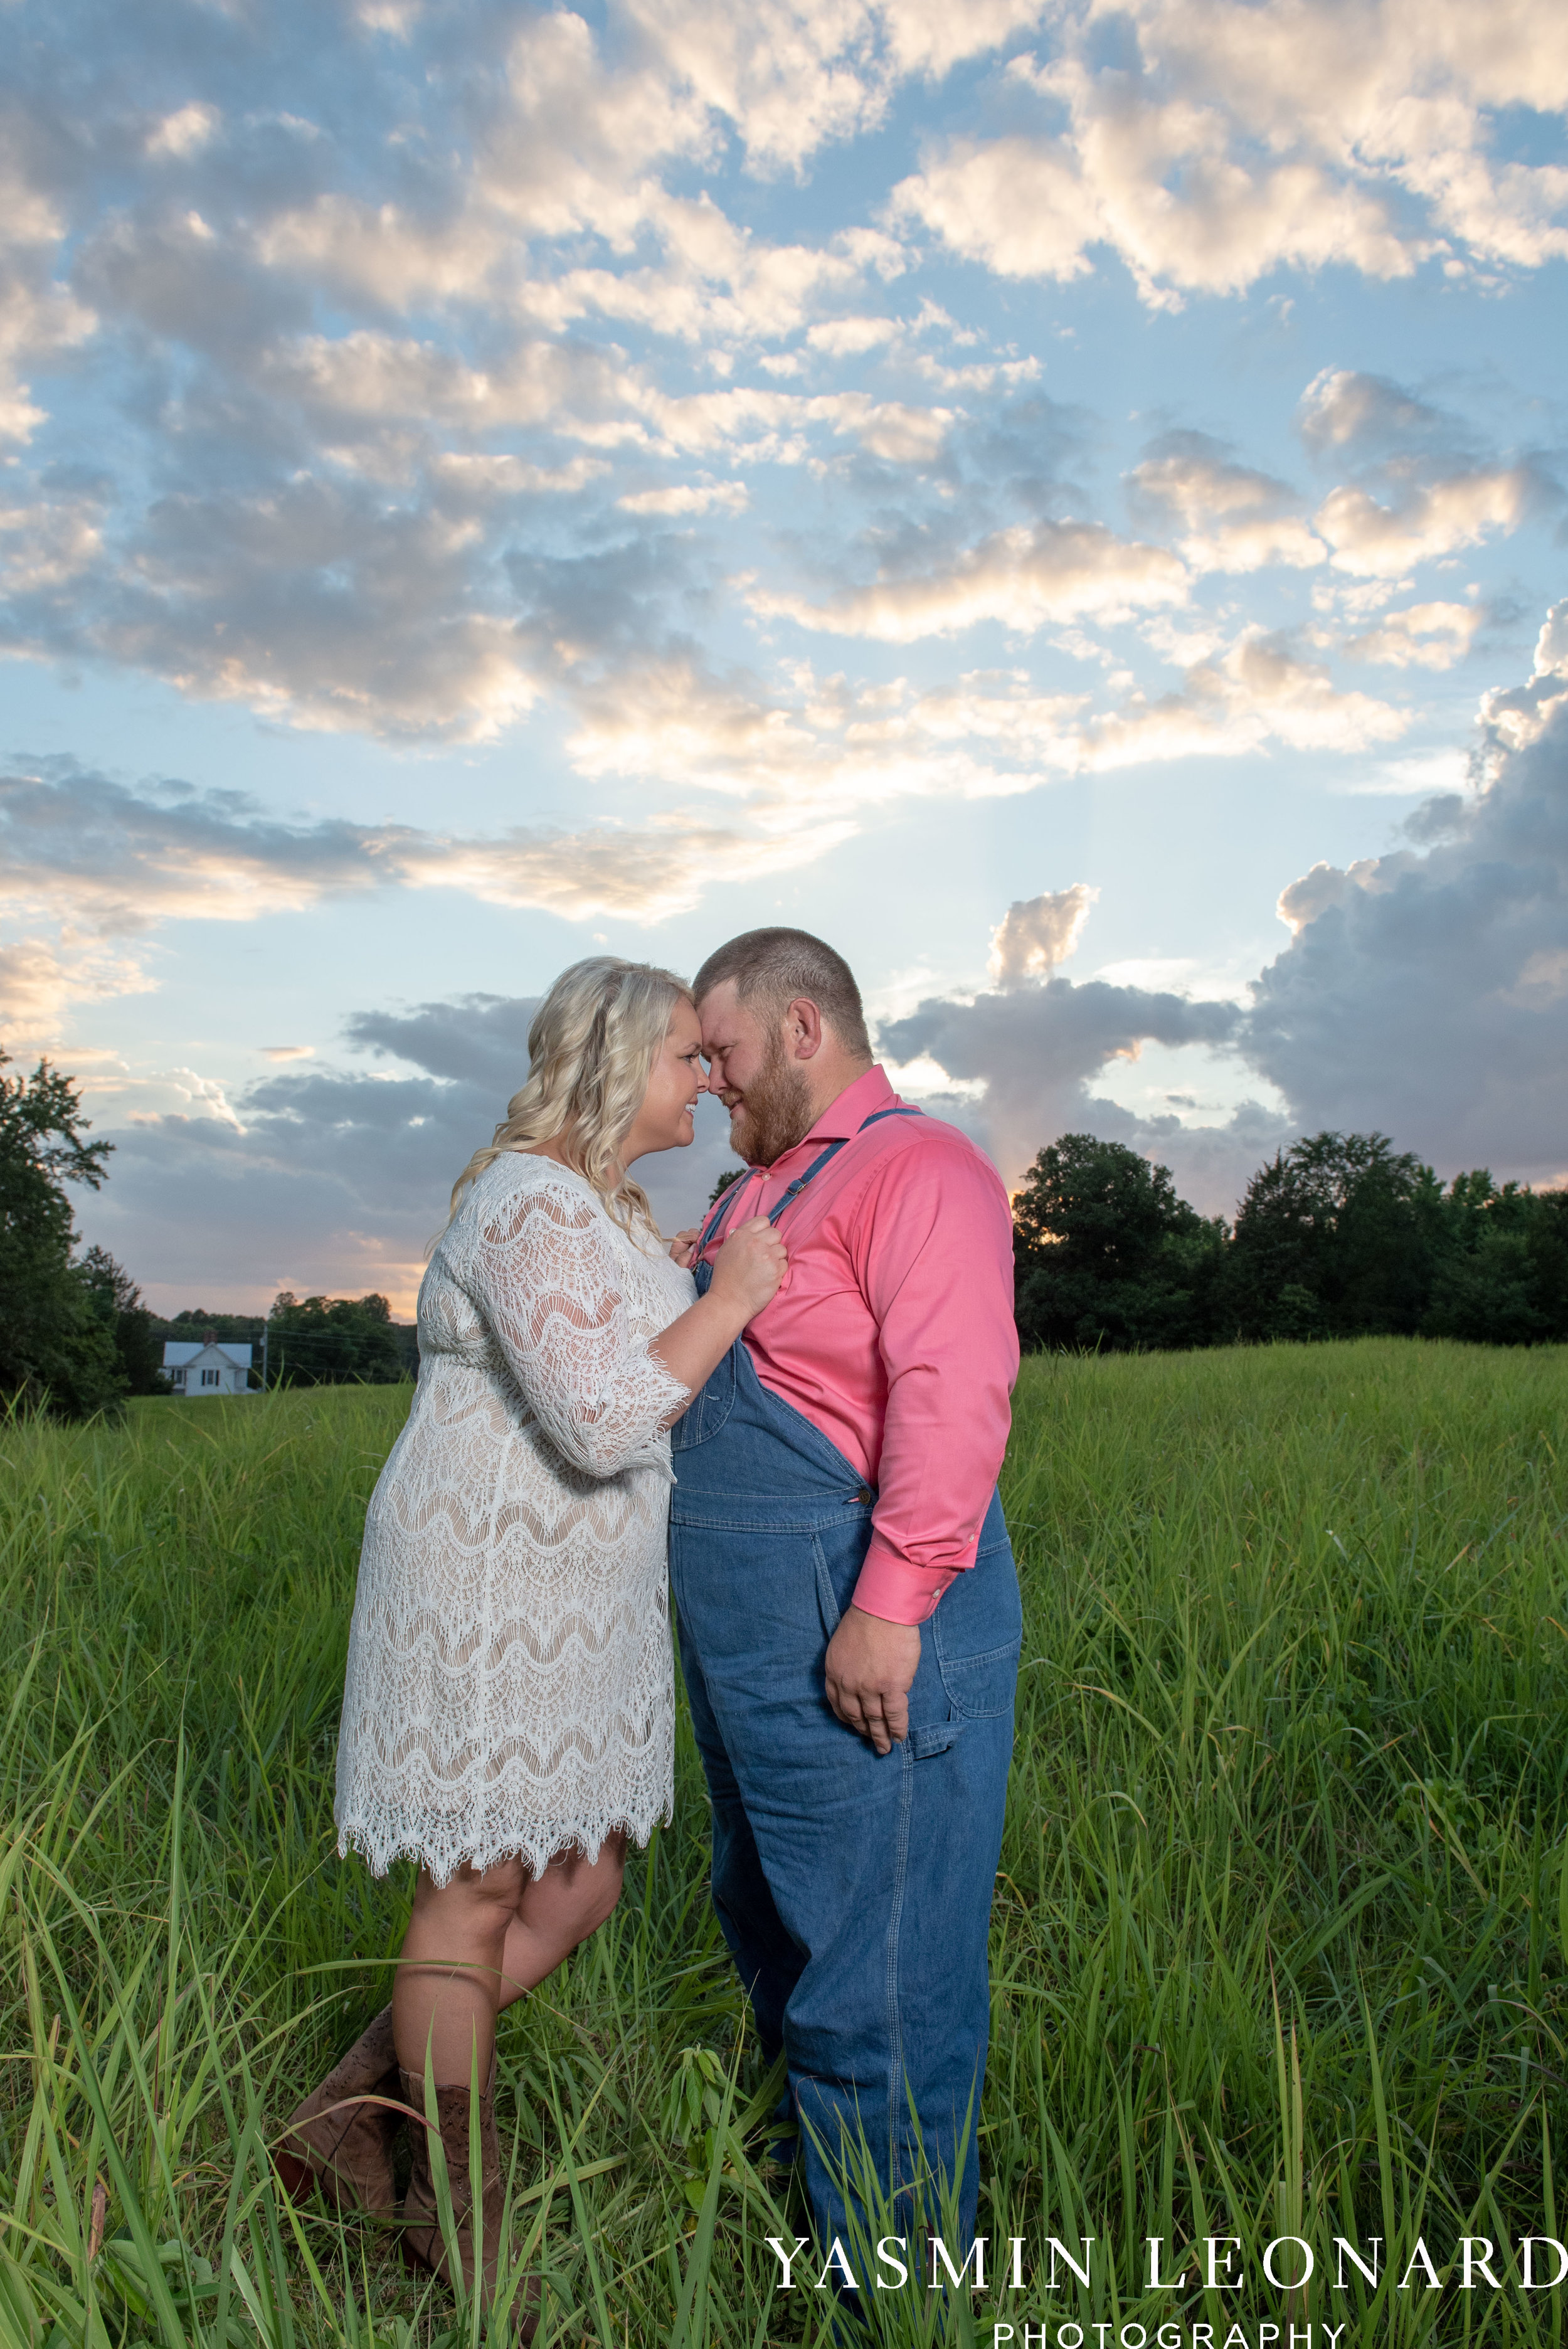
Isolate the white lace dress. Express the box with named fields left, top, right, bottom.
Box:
left=334, top=1153, right=695, bottom=1887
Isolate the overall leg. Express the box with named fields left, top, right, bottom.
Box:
left=674, top=1515, right=921, bottom=2254
left=681, top=1515, right=1020, bottom=2264
left=674, top=1575, right=806, bottom=2060
left=888, top=1521, right=1020, bottom=2247
left=884, top=1708, right=1014, bottom=2247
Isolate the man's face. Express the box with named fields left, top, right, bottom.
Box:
left=699, top=980, right=814, bottom=1167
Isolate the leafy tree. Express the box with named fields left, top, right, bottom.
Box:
left=267, top=1291, right=405, bottom=1386
left=162, top=1307, right=265, bottom=1347
left=0, top=1053, right=124, bottom=1417
left=1222, top=1131, right=1442, bottom=1340
left=77, top=1244, right=168, bottom=1394
left=1012, top=1133, right=1224, bottom=1352
left=1424, top=1170, right=1568, bottom=1344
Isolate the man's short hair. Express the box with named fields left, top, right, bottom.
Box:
left=692, top=927, right=872, bottom=1061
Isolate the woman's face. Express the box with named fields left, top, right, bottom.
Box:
left=623, top=998, right=708, bottom=1164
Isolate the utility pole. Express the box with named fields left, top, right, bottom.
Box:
left=260, top=1317, right=268, bottom=1394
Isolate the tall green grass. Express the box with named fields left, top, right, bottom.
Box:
left=1, top=1340, right=1564, bottom=2346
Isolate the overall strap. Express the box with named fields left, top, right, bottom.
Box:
left=763, top=1104, right=925, bottom=1227
left=699, top=1101, right=926, bottom=1253
left=696, top=1174, right=754, bottom=1255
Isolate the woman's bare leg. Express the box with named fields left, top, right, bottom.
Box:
left=496, top=1833, right=627, bottom=2011
left=393, top=1856, right=528, bottom=2085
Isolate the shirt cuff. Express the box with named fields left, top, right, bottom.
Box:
left=850, top=1540, right=958, bottom=1626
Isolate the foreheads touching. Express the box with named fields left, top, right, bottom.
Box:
left=692, top=929, right=873, bottom=1166
left=691, top=928, right=872, bottom=1073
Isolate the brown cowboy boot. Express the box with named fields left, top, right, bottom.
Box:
left=274, top=2007, right=405, bottom=2219
left=399, top=2060, right=536, bottom=2335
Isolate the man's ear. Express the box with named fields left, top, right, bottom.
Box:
left=785, top=996, right=825, bottom=1061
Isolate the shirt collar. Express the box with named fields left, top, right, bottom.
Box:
left=787, top=1063, right=895, bottom=1152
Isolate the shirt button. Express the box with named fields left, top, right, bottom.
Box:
left=856, top=1487, right=872, bottom=1505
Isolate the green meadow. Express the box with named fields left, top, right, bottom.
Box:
left=1, top=1340, right=1565, bottom=2348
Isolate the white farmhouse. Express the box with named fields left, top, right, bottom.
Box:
left=163, top=1341, right=253, bottom=1396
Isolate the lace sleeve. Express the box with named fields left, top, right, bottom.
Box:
left=469, top=1172, right=691, bottom=1478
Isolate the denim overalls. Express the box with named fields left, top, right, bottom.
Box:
left=669, top=1110, right=1022, bottom=2256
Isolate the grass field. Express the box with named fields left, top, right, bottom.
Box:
left=1, top=1339, right=1566, bottom=2349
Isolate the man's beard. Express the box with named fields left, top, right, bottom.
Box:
left=725, top=1036, right=814, bottom=1167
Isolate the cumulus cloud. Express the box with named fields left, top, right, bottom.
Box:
left=2, top=470, right=546, bottom=743
left=1239, top=598, right=1568, bottom=1174
left=1298, top=368, right=1454, bottom=459
left=751, top=517, right=1188, bottom=640
left=1126, top=433, right=1327, bottom=573
left=561, top=628, right=1408, bottom=822
left=893, top=602, right=1568, bottom=1199
left=0, top=931, right=151, bottom=1048
left=1315, top=467, right=1539, bottom=577
left=1293, top=368, right=1556, bottom=581
left=1069, top=629, right=1408, bottom=767
left=1342, top=599, right=1485, bottom=669
left=989, top=886, right=1098, bottom=984
left=881, top=965, right=1242, bottom=1182
left=893, top=0, right=1568, bottom=304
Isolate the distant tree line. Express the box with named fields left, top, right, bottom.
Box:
left=149, top=1301, right=416, bottom=1385
left=0, top=1052, right=157, bottom=1416
left=1014, top=1131, right=1568, bottom=1352
left=1, top=1050, right=416, bottom=1419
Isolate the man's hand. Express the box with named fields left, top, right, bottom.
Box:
left=824, top=1606, right=922, bottom=1755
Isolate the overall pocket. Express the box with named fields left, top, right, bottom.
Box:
left=811, top=1514, right=876, bottom=1640
left=931, top=1495, right=1023, bottom=1720
left=670, top=1345, right=737, bottom=1452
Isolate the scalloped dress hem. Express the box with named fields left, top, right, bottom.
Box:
left=334, top=1795, right=674, bottom=1890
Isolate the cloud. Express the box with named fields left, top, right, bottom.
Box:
left=0, top=931, right=152, bottom=1047
left=989, top=886, right=1098, bottom=984
left=1293, top=368, right=1557, bottom=580
left=617, top=479, right=750, bottom=516
left=1239, top=598, right=1568, bottom=1173
left=1126, top=433, right=1327, bottom=572
left=1342, top=599, right=1485, bottom=669
left=1068, top=629, right=1408, bottom=767
left=0, top=758, right=807, bottom=961
left=875, top=603, right=1568, bottom=1201
left=3, top=469, right=546, bottom=743
left=881, top=965, right=1242, bottom=1181
left=1315, top=467, right=1539, bottom=577
left=1298, top=369, right=1455, bottom=459
left=146, top=105, right=221, bottom=163
left=0, top=150, right=95, bottom=445
left=896, top=0, right=1568, bottom=305
left=563, top=628, right=1408, bottom=825
left=751, top=518, right=1189, bottom=640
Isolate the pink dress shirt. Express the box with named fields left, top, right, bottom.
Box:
left=696, top=1065, right=1018, bottom=1626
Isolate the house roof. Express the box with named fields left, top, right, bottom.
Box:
left=163, top=1341, right=253, bottom=1368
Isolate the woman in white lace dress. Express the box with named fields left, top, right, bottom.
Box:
left=277, top=958, right=785, bottom=2314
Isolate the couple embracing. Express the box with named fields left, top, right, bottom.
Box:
left=277, top=928, right=1022, bottom=2327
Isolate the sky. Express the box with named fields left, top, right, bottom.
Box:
left=2, top=0, right=1565, bottom=1317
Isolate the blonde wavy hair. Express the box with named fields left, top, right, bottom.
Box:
left=447, top=957, right=692, bottom=1238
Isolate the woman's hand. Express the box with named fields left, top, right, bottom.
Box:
left=650, top=1217, right=786, bottom=1411
left=668, top=1227, right=702, bottom=1270
left=706, top=1216, right=787, bottom=1320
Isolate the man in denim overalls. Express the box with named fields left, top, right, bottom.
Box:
left=670, top=926, right=1020, bottom=2277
